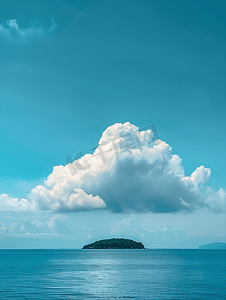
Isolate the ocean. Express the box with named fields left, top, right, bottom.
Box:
left=0, top=249, right=225, bottom=299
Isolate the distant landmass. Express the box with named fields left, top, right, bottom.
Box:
left=82, top=238, right=145, bottom=249
left=198, top=242, right=226, bottom=249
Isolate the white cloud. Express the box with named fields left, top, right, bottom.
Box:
left=0, top=193, right=32, bottom=211
left=0, top=19, right=56, bottom=41
left=0, top=122, right=225, bottom=213
left=29, top=186, right=106, bottom=212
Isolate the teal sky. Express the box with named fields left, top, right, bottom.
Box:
left=0, top=0, right=225, bottom=248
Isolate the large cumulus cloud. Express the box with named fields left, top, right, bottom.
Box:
left=1, top=122, right=225, bottom=213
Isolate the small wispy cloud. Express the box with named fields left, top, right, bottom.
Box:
left=0, top=18, right=56, bottom=41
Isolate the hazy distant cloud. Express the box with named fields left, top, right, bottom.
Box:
left=0, top=18, right=56, bottom=41
left=205, top=187, right=226, bottom=213
left=0, top=216, right=69, bottom=236
left=0, top=122, right=225, bottom=213
left=111, top=215, right=186, bottom=239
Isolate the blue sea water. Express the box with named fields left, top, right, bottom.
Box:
left=0, top=249, right=225, bottom=299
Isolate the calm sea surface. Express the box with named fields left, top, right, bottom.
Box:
left=0, top=249, right=225, bottom=299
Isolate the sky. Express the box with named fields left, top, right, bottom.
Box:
left=0, top=0, right=226, bottom=248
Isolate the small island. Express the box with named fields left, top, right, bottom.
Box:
left=82, top=238, right=145, bottom=249
left=198, top=242, right=226, bottom=250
